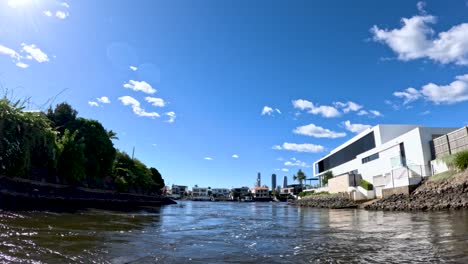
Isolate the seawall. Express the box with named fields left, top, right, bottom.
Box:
left=289, top=194, right=357, bottom=209
left=366, top=171, right=468, bottom=211
left=0, top=176, right=176, bottom=211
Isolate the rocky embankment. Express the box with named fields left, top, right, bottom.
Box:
left=289, top=194, right=357, bottom=209
left=366, top=171, right=468, bottom=211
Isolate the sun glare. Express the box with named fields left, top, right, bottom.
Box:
left=7, top=0, right=33, bottom=8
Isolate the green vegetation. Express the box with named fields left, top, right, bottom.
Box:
left=293, top=169, right=306, bottom=186
left=321, top=171, right=333, bottom=186
left=453, top=150, right=468, bottom=171
left=359, top=179, right=373, bottom=191
left=439, top=150, right=468, bottom=172
left=428, top=170, right=457, bottom=182
left=298, top=191, right=330, bottom=197
left=0, top=97, right=165, bottom=194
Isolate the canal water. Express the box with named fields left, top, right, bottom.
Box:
left=1, top=201, right=468, bottom=263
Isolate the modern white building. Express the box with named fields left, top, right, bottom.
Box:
left=251, top=186, right=269, bottom=198
left=170, top=185, right=188, bottom=199
left=211, top=188, right=230, bottom=199
left=313, top=124, right=457, bottom=198
left=191, top=187, right=210, bottom=201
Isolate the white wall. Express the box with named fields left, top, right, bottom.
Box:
left=431, top=159, right=449, bottom=175
left=377, top=124, right=419, bottom=145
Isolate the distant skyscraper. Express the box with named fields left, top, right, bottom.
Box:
left=283, top=176, right=288, bottom=188
left=256, top=172, right=261, bottom=187
left=271, top=174, right=276, bottom=191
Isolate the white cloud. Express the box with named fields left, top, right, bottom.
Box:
left=145, top=97, right=165, bottom=107
left=0, top=44, right=20, bottom=60
left=369, top=110, right=383, bottom=117
left=232, top=154, right=239, bottom=158
left=123, top=80, right=156, bottom=94
left=334, top=101, right=363, bottom=113
left=310, top=105, right=341, bottom=118
left=393, top=87, right=421, bottom=104
left=97, top=96, right=110, bottom=104
left=55, top=10, right=69, bottom=19
left=276, top=157, right=284, bottom=161
left=421, top=74, right=468, bottom=104
left=292, top=99, right=340, bottom=118
left=282, top=168, right=289, bottom=172
left=343, top=120, right=372, bottom=134
left=61, top=2, right=70, bottom=8
left=118, top=96, right=160, bottom=118
left=88, top=101, right=99, bottom=107
left=417, top=1, right=426, bottom=14
left=292, top=99, right=314, bottom=110
left=129, top=65, right=138, bottom=71
left=21, top=44, right=49, bottom=63
left=272, top=142, right=324, bottom=153
left=293, top=123, right=346, bottom=138
left=204, top=157, right=213, bottom=161
left=357, top=110, right=368, bottom=116
left=356, top=109, right=383, bottom=117
left=284, top=158, right=311, bottom=168
left=371, top=11, right=468, bottom=65
left=43, top=10, right=53, bottom=17
left=165, top=111, right=176, bottom=123
left=393, top=74, right=468, bottom=104
left=261, top=106, right=274, bottom=116
left=15, top=62, right=29, bottom=68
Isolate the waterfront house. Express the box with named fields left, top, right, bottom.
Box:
left=170, top=185, right=188, bottom=199
left=280, top=184, right=303, bottom=196
left=211, top=188, right=231, bottom=200
left=251, top=186, right=269, bottom=198
left=230, top=187, right=251, bottom=200
left=313, top=124, right=458, bottom=199
left=192, top=187, right=210, bottom=201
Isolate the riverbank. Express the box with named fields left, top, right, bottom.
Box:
left=288, top=193, right=357, bottom=209
left=0, top=176, right=176, bottom=211
left=365, top=170, right=468, bottom=211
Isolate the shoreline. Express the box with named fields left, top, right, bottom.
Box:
left=290, top=170, right=468, bottom=211
left=0, top=176, right=176, bottom=211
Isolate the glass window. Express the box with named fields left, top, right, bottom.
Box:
left=318, top=132, right=376, bottom=172
left=362, top=153, right=379, bottom=164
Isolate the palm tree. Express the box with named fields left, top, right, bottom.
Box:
left=107, top=130, right=119, bottom=140
left=293, top=169, right=306, bottom=188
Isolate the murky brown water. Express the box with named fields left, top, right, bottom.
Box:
left=1, top=201, right=468, bottom=263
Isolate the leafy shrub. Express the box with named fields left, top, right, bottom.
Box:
left=114, top=175, right=128, bottom=193
left=359, top=179, right=373, bottom=191
left=322, top=171, right=333, bottom=186
left=57, top=130, right=86, bottom=185
left=453, top=150, right=468, bottom=171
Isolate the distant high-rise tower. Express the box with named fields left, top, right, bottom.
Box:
left=256, top=172, right=261, bottom=187
left=271, top=174, right=276, bottom=191
left=283, top=176, right=288, bottom=188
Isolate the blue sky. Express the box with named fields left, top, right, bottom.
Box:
left=1, top=0, right=467, bottom=188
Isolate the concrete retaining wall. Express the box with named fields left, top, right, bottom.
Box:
left=382, top=185, right=419, bottom=198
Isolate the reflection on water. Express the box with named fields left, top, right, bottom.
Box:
left=1, top=202, right=467, bottom=263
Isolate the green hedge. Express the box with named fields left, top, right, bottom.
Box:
left=359, top=179, right=373, bottom=191
left=453, top=150, right=468, bottom=171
